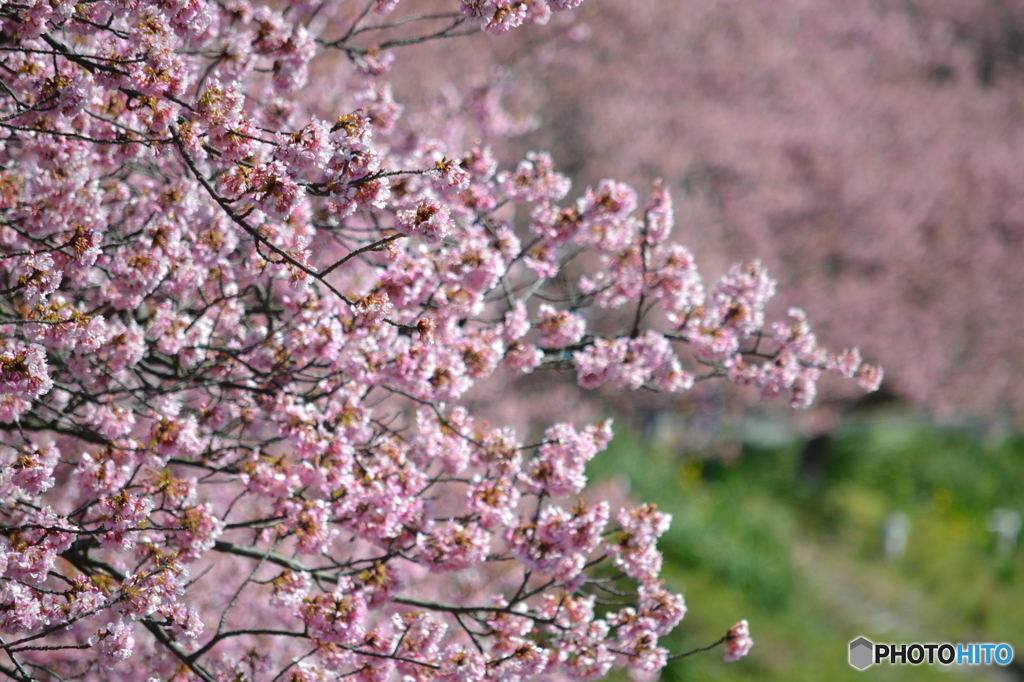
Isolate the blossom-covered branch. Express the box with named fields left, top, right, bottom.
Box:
left=0, top=0, right=878, bottom=680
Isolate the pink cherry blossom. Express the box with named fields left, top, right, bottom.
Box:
left=723, top=620, right=754, bottom=662
left=0, top=1, right=881, bottom=678
left=94, top=619, right=135, bottom=669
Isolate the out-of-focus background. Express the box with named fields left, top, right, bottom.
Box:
left=590, top=411, right=1024, bottom=681
left=382, top=0, right=1024, bottom=677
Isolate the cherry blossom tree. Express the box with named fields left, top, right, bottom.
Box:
left=0, top=1, right=876, bottom=680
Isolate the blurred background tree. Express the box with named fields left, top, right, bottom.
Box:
left=398, top=0, right=1024, bottom=426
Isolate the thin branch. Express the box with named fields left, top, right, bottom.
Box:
left=667, top=633, right=730, bottom=661
left=170, top=127, right=354, bottom=307
left=320, top=234, right=404, bottom=276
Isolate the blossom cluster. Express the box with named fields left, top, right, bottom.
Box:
left=0, top=0, right=877, bottom=679
left=464, top=0, right=1024, bottom=420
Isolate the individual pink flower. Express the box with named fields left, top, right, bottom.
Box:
left=0, top=582, right=43, bottom=633
left=438, top=646, right=487, bottom=682
left=525, top=0, right=552, bottom=24
left=397, top=198, right=453, bottom=242
left=507, top=501, right=607, bottom=579
left=412, top=405, right=474, bottom=473
left=279, top=498, right=335, bottom=554
left=503, top=300, right=531, bottom=341
left=351, top=561, right=401, bottom=607
left=576, top=179, right=639, bottom=250
left=522, top=421, right=611, bottom=496
left=827, top=348, right=863, bottom=379
left=95, top=491, right=154, bottom=550
left=172, top=503, right=226, bottom=559
left=270, top=570, right=312, bottom=610
left=13, top=252, right=62, bottom=303
left=94, top=619, right=134, bottom=669
left=249, top=162, right=307, bottom=220
left=483, top=1, right=529, bottom=34
left=645, top=243, right=704, bottom=315
left=300, top=580, right=368, bottom=645
left=0, top=340, right=52, bottom=402
left=418, top=520, right=490, bottom=571
left=504, top=339, right=544, bottom=374
left=498, top=151, right=571, bottom=203
left=606, top=504, right=670, bottom=585
left=9, top=441, right=60, bottom=494
left=574, top=337, right=628, bottom=389
left=0, top=395, right=29, bottom=424
left=148, top=416, right=205, bottom=463
left=83, top=402, right=137, bottom=440
left=433, top=156, right=471, bottom=193
left=391, top=611, right=448, bottom=674
left=686, top=261, right=777, bottom=361
left=157, top=602, right=204, bottom=642
left=638, top=586, right=687, bottom=636
left=276, top=118, right=332, bottom=171
left=856, top=363, right=885, bottom=392
left=536, top=304, right=586, bottom=347
left=471, top=426, right=523, bottom=474
left=94, top=320, right=146, bottom=372
left=523, top=240, right=561, bottom=277
left=102, top=247, right=171, bottom=310
left=466, top=475, right=521, bottom=527
left=643, top=178, right=674, bottom=244
left=723, top=620, right=754, bottom=662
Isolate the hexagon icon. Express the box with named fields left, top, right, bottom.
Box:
left=850, top=637, right=874, bottom=670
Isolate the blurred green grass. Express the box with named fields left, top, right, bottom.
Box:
left=587, top=411, right=1024, bottom=680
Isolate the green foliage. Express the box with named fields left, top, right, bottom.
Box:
left=589, top=412, right=1024, bottom=680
